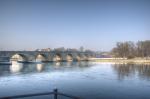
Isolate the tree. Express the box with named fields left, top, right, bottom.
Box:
left=111, top=41, right=136, bottom=58
left=137, top=40, right=150, bottom=57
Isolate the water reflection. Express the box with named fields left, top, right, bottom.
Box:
left=0, top=62, right=93, bottom=76
left=66, top=61, right=72, bottom=66
left=36, top=63, right=44, bottom=72
left=1, top=62, right=150, bottom=81
left=112, top=63, right=150, bottom=80
left=10, top=62, right=23, bottom=74
left=53, top=62, right=61, bottom=68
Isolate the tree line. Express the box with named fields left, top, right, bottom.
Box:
left=111, top=40, right=150, bottom=59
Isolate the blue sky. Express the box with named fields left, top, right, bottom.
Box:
left=0, top=0, right=150, bottom=51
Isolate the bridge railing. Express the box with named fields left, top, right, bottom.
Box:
left=0, top=89, right=81, bottom=99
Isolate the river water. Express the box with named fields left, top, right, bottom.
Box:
left=0, top=62, right=150, bottom=99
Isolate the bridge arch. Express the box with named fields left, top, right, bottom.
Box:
left=66, top=54, right=73, bottom=62
left=88, top=54, right=94, bottom=59
left=53, top=53, right=62, bottom=62
left=79, top=54, right=89, bottom=61
left=11, top=53, right=28, bottom=62
left=35, top=54, right=47, bottom=62
left=76, top=54, right=81, bottom=61
left=83, top=54, right=90, bottom=61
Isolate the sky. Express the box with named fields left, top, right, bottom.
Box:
left=0, top=0, right=150, bottom=51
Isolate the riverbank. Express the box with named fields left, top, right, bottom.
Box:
left=91, top=58, right=150, bottom=64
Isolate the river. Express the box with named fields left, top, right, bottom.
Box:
left=0, top=61, right=150, bottom=99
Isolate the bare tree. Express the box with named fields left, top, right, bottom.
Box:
left=111, top=41, right=136, bottom=58
left=137, top=40, right=150, bottom=57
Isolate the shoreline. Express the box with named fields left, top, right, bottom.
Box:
left=91, top=58, right=150, bottom=64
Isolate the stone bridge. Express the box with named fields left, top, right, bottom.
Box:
left=0, top=51, right=95, bottom=62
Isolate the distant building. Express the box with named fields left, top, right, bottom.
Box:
left=85, top=49, right=93, bottom=53
left=80, top=46, right=84, bottom=52
left=41, top=48, right=51, bottom=52
left=35, top=48, right=51, bottom=52
left=67, top=48, right=78, bottom=52
left=54, top=47, right=65, bottom=52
